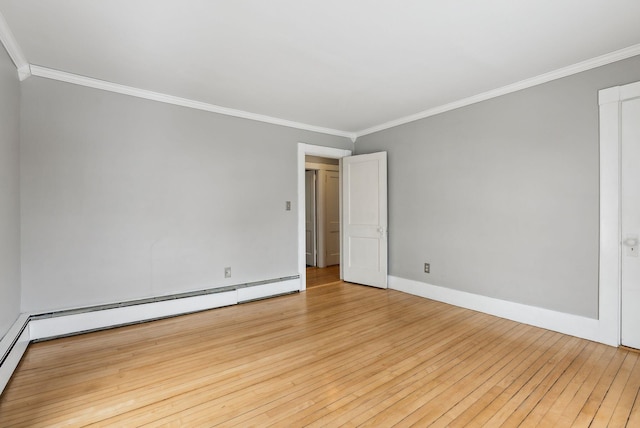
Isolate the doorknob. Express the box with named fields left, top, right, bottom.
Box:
left=624, top=235, right=639, bottom=257
left=377, top=227, right=385, bottom=238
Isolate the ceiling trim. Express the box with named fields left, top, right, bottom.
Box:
left=29, top=65, right=357, bottom=141
left=3, top=12, right=638, bottom=143
left=0, top=11, right=30, bottom=80
left=355, top=43, right=640, bottom=138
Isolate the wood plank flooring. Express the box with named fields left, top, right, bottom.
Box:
left=1, top=282, right=639, bottom=427
left=306, top=265, right=340, bottom=288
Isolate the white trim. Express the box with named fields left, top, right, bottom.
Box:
left=15, top=45, right=640, bottom=140
left=0, top=10, right=30, bottom=80
left=29, top=291, right=237, bottom=341
left=237, top=279, right=299, bottom=302
left=29, top=65, right=357, bottom=140
left=0, top=314, right=29, bottom=362
left=297, top=144, right=352, bottom=291
left=305, top=162, right=339, bottom=172
left=599, top=80, right=640, bottom=349
left=620, top=81, right=640, bottom=100
left=0, top=325, right=29, bottom=394
left=389, top=276, right=612, bottom=345
left=16, top=65, right=30, bottom=81
left=599, top=88, right=622, bottom=347
left=0, top=314, right=30, bottom=394
left=357, top=44, right=640, bottom=137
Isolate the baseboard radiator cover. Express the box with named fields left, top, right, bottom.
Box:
left=0, top=276, right=300, bottom=395
left=0, top=314, right=31, bottom=395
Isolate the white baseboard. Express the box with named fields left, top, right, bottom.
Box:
left=29, top=290, right=238, bottom=341
left=237, top=278, right=299, bottom=302
left=29, top=279, right=300, bottom=340
left=389, top=276, right=611, bottom=346
left=0, top=314, right=30, bottom=394
left=0, top=277, right=300, bottom=396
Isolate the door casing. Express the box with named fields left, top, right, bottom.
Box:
left=298, top=144, right=352, bottom=290
left=599, top=80, right=640, bottom=347
left=619, top=92, right=640, bottom=348
left=305, top=170, right=317, bottom=267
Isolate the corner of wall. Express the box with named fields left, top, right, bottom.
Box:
left=0, top=37, right=22, bottom=340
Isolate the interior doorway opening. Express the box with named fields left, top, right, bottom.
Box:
left=305, top=156, right=340, bottom=267
left=305, top=155, right=341, bottom=288
left=297, top=144, right=352, bottom=291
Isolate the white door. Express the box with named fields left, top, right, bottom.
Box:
left=325, top=170, right=341, bottom=266
left=342, top=152, right=388, bottom=288
left=621, top=96, right=640, bottom=349
left=305, top=170, right=317, bottom=266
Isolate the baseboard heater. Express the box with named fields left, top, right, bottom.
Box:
left=0, top=275, right=300, bottom=395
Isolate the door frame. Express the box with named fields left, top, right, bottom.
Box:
left=305, top=169, right=317, bottom=267
left=298, top=143, right=352, bottom=291
left=599, top=81, right=640, bottom=347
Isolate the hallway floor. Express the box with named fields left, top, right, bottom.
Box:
left=306, top=265, right=340, bottom=288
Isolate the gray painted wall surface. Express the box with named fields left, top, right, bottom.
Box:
left=355, top=55, right=640, bottom=319
left=0, top=46, right=21, bottom=338
left=20, top=77, right=352, bottom=313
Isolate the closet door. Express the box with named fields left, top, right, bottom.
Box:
left=621, top=96, right=640, bottom=349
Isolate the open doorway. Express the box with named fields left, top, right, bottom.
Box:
left=305, top=156, right=341, bottom=288
left=297, top=144, right=352, bottom=291
left=298, top=144, right=388, bottom=291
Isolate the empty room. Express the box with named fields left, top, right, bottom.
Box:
left=2, top=1, right=640, bottom=426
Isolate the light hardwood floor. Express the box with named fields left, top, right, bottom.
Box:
left=1, top=282, right=639, bottom=427
left=306, top=265, right=340, bottom=288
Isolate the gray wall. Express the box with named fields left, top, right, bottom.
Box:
left=20, top=77, right=352, bottom=313
left=356, top=55, right=640, bottom=319
left=0, top=46, right=21, bottom=338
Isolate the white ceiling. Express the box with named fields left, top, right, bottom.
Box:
left=1, top=0, right=640, bottom=137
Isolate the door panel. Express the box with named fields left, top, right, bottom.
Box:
left=342, top=152, right=388, bottom=288
left=348, top=161, right=380, bottom=225
left=349, top=236, right=381, bottom=269
left=621, top=97, right=640, bottom=349
left=325, top=171, right=340, bottom=266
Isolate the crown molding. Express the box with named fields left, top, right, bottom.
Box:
left=9, top=33, right=640, bottom=142
left=29, top=65, right=357, bottom=141
left=0, top=10, right=30, bottom=81
left=356, top=43, right=640, bottom=138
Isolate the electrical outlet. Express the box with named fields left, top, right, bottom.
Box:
left=424, top=263, right=430, bottom=273
left=286, top=201, right=291, bottom=211
left=224, top=267, right=231, bottom=278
